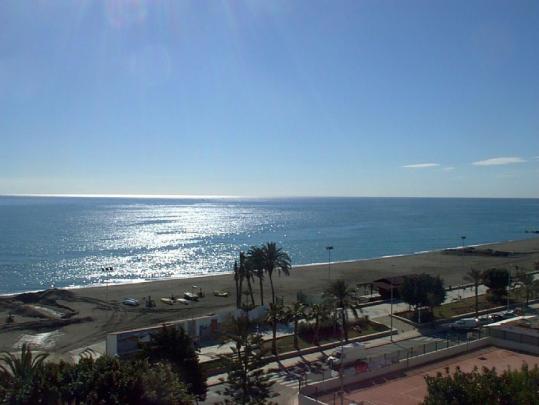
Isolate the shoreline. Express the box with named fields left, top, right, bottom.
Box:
left=1, top=237, right=538, bottom=355
left=1, top=237, right=532, bottom=297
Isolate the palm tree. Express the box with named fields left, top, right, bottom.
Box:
left=287, top=302, right=305, bottom=349
left=261, top=242, right=291, bottom=305
left=465, top=268, right=482, bottom=317
left=307, top=303, right=329, bottom=345
left=233, top=260, right=242, bottom=308
left=515, top=269, right=534, bottom=306
left=324, top=279, right=358, bottom=341
left=247, top=246, right=266, bottom=306
left=0, top=343, right=48, bottom=385
left=240, top=252, right=255, bottom=308
left=265, top=303, right=285, bottom=355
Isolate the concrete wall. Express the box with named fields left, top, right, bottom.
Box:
left=298, top=338, right=491, bottom=405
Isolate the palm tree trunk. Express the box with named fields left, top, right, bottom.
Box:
left=234, top=278, right=240, bottom=308
left=246, top=275, right=255, bottom=306
left=474, top=282, right=479, bottom=317
left=342, top=310, right=348, bottom=341
left=294, top=319, right=299, bottom=349
left=238, top=277, right=244, bottom=308
left=269, top=274, right=276, bottom=305
left=314, top=317, right=320, bottom=345
left=259, top=276, right=264, bottom=306
left=272, top=319, right=277, bottom=355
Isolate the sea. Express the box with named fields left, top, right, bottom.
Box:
left=0, top=196, right=538, bottom=295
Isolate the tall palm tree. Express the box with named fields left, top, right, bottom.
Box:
left=324, top=279, right=358, bottom=341
left=247, top=246, right=266, bottom=306
left=240, top=252, right=255, bottom=308
left=465, top=268, right=482, bottom=317
left=287, top=302, right=305, bottom=349
left=261, top=242, right=291, bottom=305
left=0, top=343, right=48, bottom=385
left=233, top=260, right=241, bottom=308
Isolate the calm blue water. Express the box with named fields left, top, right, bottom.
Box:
left=0, top=196, right=538, bottom=294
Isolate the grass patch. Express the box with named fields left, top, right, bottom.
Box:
left=397, top=290, right=524, bottom=322
left=261, top=320, right=387, bottom=353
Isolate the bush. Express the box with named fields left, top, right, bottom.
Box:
left=139, top=325, right=207, bottom=401
left=0, top=348, right=193, bottom=405
left=422, top=364, right=539, bottom=404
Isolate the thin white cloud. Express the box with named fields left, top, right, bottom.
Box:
left=402, top=163, right=440, bottom=169
left=443, top=166, right=455, bottom=171
left=472, top=157, right=526, bottom=166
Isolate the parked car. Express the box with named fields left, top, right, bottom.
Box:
left=477, top=315, right=492, bottom=326
left=488, top=313, right=504, bottom=323
left=501, top=308, right=523, bottom=319
left=451, top=318, right=480, bottom=330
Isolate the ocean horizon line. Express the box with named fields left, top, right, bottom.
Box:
left=2, top=193, right=539, bottom=200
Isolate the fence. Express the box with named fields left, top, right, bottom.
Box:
left=299, top=331, right=489, bottom=388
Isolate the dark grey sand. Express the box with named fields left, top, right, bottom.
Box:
left=1, top=238, right=538, bottom=354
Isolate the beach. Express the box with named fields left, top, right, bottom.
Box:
left=1, top=237, right=538, bottom=357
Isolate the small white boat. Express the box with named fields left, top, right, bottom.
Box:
left=122, top=298, right=139, bottom=307
left=175, top=298, right=190, bottom=305
left=160, top=298, right=175, bottom=305
left=184, top=292, right=199, bottom=301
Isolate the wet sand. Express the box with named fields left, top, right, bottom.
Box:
left=1, top=237, right=538, bottom=356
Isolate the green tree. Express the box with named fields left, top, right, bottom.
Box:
left=240, top=252, right=256, bottom=308
left=265, top=303, right=286, bottom=355
left=514, top=269, right=534, bottom=306
left=399, top=274, right=446, bottom=321
left=422, top=364, right=539, bottom=405
left=482, top=268, right=510, bottom=303
left=218, top=320, right=277, bottom=404
left=140, top=324, right=207, bottom=401
left=0, top=346, right=193, bottom=405
left=324, top=279, right=358, bottom=341
left=247, top=246, right=266, bottom=306
left=306, top=303, right=329, bottom=345
left=261, top=242, right=292, bottom=305
left=464, top=268, right=482, bottom=317
left=0, top=343, right=49, bottom=404
left=287, top=301, right=306, bottom=349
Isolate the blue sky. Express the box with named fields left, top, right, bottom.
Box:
left=1, top=0, right=538, bottom=197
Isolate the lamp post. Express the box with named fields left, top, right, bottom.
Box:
left=336, top=307, right=345, bottom=405
left=326, top=246, right=334, bottom=281
left=390, top=284, right=394, bottom=342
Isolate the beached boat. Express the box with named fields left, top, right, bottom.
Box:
left=183, top=292, right=199, bottom=301
left=160, top=298, right=174, bottom=305
left=213, top=290, right=229, bottom=297
left=122, top=298, right=139, bottom=307
left=175, top=298, right=189, bottom=305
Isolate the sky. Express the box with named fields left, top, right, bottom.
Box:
left=1, top=0, right=538, bottom=198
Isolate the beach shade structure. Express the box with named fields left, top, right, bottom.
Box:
left=372, top=274, right=418, bottom=300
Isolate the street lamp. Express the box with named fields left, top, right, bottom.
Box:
left=336, top=307, right=345, bottom=405
left=326, top=246, right=334, bottom=281
left=390, top=284, right=394, bottom=342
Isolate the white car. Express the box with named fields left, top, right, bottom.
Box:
left=451, top=318, right=479, bottom=330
